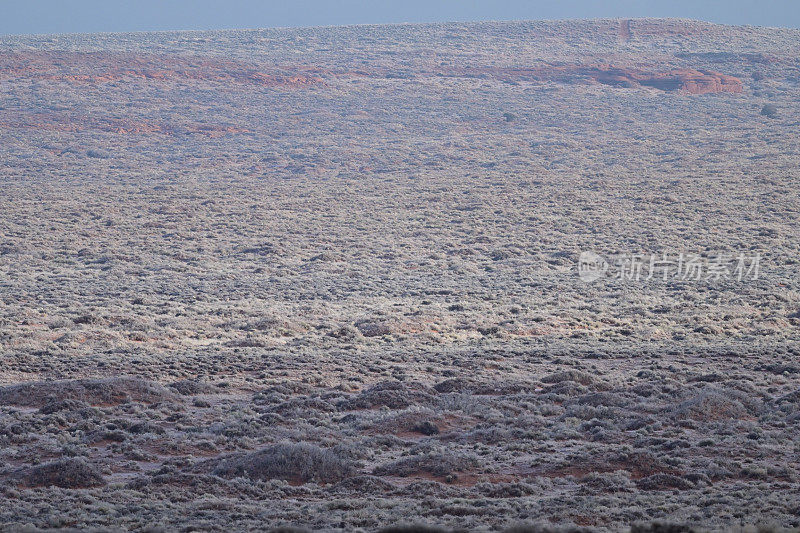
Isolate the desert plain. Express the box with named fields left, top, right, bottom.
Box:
left=0, top=18, right=799, bottom=532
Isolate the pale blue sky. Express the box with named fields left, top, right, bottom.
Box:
left=1, top=0, right=799, bottom=36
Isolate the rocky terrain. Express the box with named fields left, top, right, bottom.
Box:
left=0, top=18, right=799, bottom=532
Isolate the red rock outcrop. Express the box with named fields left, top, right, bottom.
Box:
left=590, top=67, right=743, bottom=94
left=431, top=64, right=743, bottom=94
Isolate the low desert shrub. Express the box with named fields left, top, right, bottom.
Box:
left=210, top=442, right=356, bottom=484
left=0, top=377, right=175, bottom=408
left=21, top=458, right=105, bottom=488
left=760, top=103, right=779, bottom=118
left=374, top=452, right=478, bottom=478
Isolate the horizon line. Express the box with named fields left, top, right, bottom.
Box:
left=2, top=16, right=798, bottom=39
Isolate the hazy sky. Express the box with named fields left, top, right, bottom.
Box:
left=2, top=0, right=799, bottom=35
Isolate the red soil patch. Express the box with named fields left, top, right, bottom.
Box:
left=0, top=51, right=327, bottom=88
left=574, top=515, right=601, bottom=527
left=535, top=451, right=682, bottom=480
left=388, top=471, right=519, bottom=488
